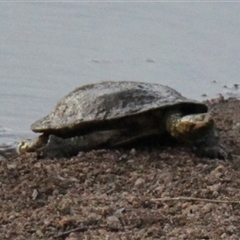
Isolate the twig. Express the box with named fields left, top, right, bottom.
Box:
left=151, top=196, right=240, bottom=204
left=54, top=224, right=136, bottom=238
left=54, top=225, right=103, bottom=238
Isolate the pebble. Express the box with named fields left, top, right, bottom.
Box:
left=130, top=148, right=136, bottom=155
left=134, top=177, right=145, bottom=187
left=36, top=229, right=43, bottom=237
left=210, top=165, right=225, bottom=179
left=32, top=189, right=38, bottom=200
left=208, top=183, right=221, bottom=192
left=202, top=203, right=214, bottom=213
left=66, top=236, right=78, bottom=240
left=7, top=163, right=17, bottom=169
left=106, top=215, right=122, bottom=229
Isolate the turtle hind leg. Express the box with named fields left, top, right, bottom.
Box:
left=39, top=128, right=162, bottom=158
left=38, top=135, right=79, bottom=158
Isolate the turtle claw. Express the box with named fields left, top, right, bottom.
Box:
left=216, top=143, right=232, bottom=160
left=193, top=143, right=231, bottom=160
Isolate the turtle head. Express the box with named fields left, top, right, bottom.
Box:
left=166, top=112, right=215, bottom=142
left=17, top=134, right=49, bottom=153
left=18, top=139, right=35, bottom=153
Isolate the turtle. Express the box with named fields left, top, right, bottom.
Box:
left=1, top=81, right=229, bottom=159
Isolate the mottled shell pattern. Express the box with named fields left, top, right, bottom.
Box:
left=31, top=81, right=207, bottom=136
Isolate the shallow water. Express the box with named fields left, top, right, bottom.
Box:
left=1, top=3, right=240, bottom=143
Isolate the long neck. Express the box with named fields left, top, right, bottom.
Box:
left=165, top=112, right=182, bottom=139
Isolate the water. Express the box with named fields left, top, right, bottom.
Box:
left=1, top=2, right=240, bottom=143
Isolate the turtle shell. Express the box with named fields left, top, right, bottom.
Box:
left=31, top=81, right=208, bottom=137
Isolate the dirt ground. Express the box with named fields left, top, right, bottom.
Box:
left=0, top=98, right=240, bottom=240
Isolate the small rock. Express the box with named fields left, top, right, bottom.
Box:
left=118, top=154, right=128, bottom=161
left=221, top=233, right=227, bottom=239
left=77, top=151, right=85, bottom=157
left=106, top=215, right=122, bottom=229
left=212, top=191, right=219, bottom=197
left=69, top=233, right=78, bottom=238
left=115, top=207, right=125, bottom=214
left=130, top=148, right=136, bottom=155
left=44, top=219, right=51, bottom=226
left=210, top=165, right=225, bottom=179
left=202, top=203, right=214, bottom=213
left=0, top=155, right=6, bottom=161
left=33, top=162, right=42, bottom=169
left=208, top=183, right=221, bottom=192
left=66, top=237, right=78, bottom=240
left=87, top=212, right=101, bottom=221
left=126, top=195, right=136, bottom=203
left=127, top=159, right=134, bottom=164
left=32, top=189, right=38, bottom=200
left=233, top=83, right=239, bottom=89
left=146, top=58, right=155, bottom=63
left=59, top=217, right=74, bottom=227
left=99, top=206, right=112, bottom=216
left=7, top=163, right=17, bottom=169
left=36, top=230, right=43, bottom=237
left=134, top=177, right=145, bottom=187
left=182, top=204, right=199, bottom=216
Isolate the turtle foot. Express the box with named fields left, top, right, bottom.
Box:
left=193, top=143, right=231, bottom=160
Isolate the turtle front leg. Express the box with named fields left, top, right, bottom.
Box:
left=38, top=130, right=125, bottom=158
left=192, top=129, right=231, bottom=160
left=192, top=142, right=230, bottom=160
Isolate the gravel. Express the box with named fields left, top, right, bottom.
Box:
left=0, top=98, right=240, bottom=240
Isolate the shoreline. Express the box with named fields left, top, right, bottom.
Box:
left=0, top=98, right=240, bottom=239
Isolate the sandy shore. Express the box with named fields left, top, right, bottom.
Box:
left=0, top=98, right=240, bottom=240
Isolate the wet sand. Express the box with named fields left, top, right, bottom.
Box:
left=0, top=98, right=240, bottom=240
